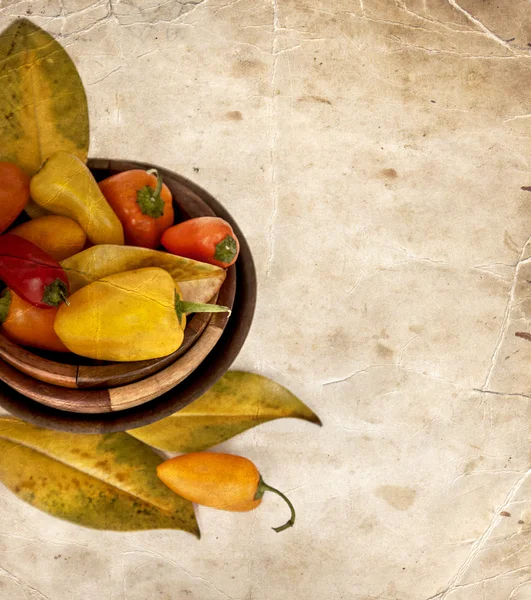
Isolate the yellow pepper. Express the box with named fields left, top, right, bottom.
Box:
left=60, top=244, right=226, bottom=303
left=53, top=267, right=230, bottom=361
left=29, top=151, right=124, bottom=246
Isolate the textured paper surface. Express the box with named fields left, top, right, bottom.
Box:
left=0, top=1, right=531, bottom=598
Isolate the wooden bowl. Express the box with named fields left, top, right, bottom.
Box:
left=0, top=160, right=231, bottom=390
left=0, top=159, right=256, bottom=432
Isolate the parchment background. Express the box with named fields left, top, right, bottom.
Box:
left=0, top=1, right=530, bottom=598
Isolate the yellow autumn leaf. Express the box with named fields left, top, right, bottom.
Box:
left=178, top=276, right=226, bottom=305
left=60, top=245, right=226, bottom=303
left=128, top=371, right=322, bottom=452
left=0, top=19, right=89, bottom=176
left=0, top=418, right=199, bottom=535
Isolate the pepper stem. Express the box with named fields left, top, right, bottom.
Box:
left=255, top=475, right=296, bottom=533
left=214, top=235, right=238, bottom=264
left=146, top=169, right=163, bottom=198
left=174, top=293, right=231, bottom=322
left=0, top=289, right=11, bottom=325
left=60, top=291, right=70, bottom=307
left=136, top=169, right=165, bottom=218
left=42, top=279, right=69, bottom=308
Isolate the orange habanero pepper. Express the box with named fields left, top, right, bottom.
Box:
left=98, top=169, right=174, bottom=249
left=156, top=452, right=296, bottom=532
left=0, top=289, right=69, bottom=352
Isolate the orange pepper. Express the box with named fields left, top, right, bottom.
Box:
left=156, top=452, right=295, bottom=532
left=0, top=289, right=69, bottom=352
left=98, top=169, right=174, bottom=249
left=9, top=215, right=86, bottom=261
left=161, top=217, right=240, bottom=268
left=0, top=162, right=30, bottom=234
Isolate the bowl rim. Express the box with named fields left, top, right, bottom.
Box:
left=0, top=159, right=257, bottom=433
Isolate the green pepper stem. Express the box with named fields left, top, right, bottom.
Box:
left=215, top=235, right=238, bottom=264
left=0, top=289, right=11, bottom=325
left=255, top=475, right=296, bottom=533
left=174, top=293, right=231, bottom=322
left=146, top=169, right=163, bottom=199
left=42, top=279, right=69, bottom=308
left=178, top=301, right=230, bottom=314
left=136, top=169, right=165, bottom=218
left=59, top=291, right=70, bottom=307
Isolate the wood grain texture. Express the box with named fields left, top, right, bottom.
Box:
left=0, top=332, right=77, bottom=388
left=0, top=359, right=111, bottom=413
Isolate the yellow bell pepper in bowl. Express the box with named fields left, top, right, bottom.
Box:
left=53, top=267, right=230, bottom=362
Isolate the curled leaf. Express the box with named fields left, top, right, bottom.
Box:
left=60, top=244, right=226, bottom=303
left=178, top=275, right=226, bottom=305
left=0, top=19, right=89, bottom=175
left=128, top=371, right=321, bottom=452
left=0, top=418, right=199, bottom=535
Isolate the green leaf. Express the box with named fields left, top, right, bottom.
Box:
left=128, top=371, right=322, bottom=452
left=0, top=19, right=89, bottom=175
left=0, top=418, right=199, bottom=535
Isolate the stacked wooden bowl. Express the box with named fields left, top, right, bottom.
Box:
left=0, top=160, right=256, bottom=433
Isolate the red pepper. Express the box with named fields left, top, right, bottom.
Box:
left=0, top=234, right=70, bottom=309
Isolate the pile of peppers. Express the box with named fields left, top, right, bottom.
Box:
left=0, top=152, right=239, bottom=361
left=0, top=155, right=298, bottom=536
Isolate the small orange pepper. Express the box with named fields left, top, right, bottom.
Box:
left=0, top=289, right=69, bottom=352
left=161, top=217, right=240, bottom=268
left=98, top=169, right=174, bottom=249
left=156, top=452, right=295, bottom=532
left=9, top=215, right=86, bottom=261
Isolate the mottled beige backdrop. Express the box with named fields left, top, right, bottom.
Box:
left=1, top=0, right=531, bottom=598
